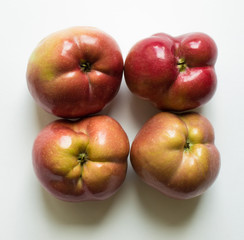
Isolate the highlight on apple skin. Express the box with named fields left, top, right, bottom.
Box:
left=32, top=115, right=130, bottom=202
left=124, top=32, right=218, bottom=112
left=27, top=26, right=124, bottom=118
left=130, top=112, right=220, bottom=200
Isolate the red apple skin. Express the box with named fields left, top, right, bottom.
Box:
left=33, top=115, right=130, bottom=202
left=130, top=112, right=220, bottom=200
left=124, top=32, right=217, bottom=111
left=27, top=26, right=123, bottom=118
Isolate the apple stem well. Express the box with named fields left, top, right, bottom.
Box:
left=77, top=152, right=88, bottom=165
left=177, top=58, right=187, bottom=72
left=184, top=139, right=192, bottom=152
left=80, top=61, right=92, bottom=72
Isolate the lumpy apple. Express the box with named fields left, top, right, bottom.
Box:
left=130, top=112, right=220, bottom=199
left=27, top=26, right=124, bottom=118
left=33, top=115, right=130, bottom=202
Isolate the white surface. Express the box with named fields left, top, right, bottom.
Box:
left=0, top=0, right=243, bottom=239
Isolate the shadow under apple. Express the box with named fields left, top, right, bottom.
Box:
left=133, top=175, right=202, bottom=227
left=129, top=93, right=161, bottom=129
left=34, top=87, right=125, bottom=131
left=35, top=104, right=59, bottom=130
left=40, top=183, right=126, bottom=225
left=98, top=88, right=125, bottom=117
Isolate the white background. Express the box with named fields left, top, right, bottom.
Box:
left=0, top=0, right=243, bottom=239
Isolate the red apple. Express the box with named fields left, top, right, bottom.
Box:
left=32, top=115, right=130, bottom=202
left=130, top=112, right=220, bottom=199
left=26, top=26, right=123, bottom=118
left=124, top=32, right=217, bottom=111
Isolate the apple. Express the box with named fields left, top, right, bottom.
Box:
left=32, top=115, right=130, bottom=202
left=26, top=26, right=123, bottom=118
left=130, top=112, right=220, bottom=199
left=124, top=32, right=217, bottom=111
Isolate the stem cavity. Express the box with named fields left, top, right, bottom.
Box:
left=77, top=152, right=88, bottom=165
left=177, top=58, right=187, bottom=72
left=80, top=61, right=91, bottom=72
left=184, top=139, right=192, bottom=152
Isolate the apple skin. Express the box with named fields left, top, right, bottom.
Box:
left=27, top=26, right=123, bottom=118
left=130, top=112, right=220, bottom=200
left=32, top=115, right=130, bottom=202
left=124, top=32, right=217, bottom=111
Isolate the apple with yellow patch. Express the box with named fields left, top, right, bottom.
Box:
left=33, top=115, right=130, bottom=202
left=130, top=112, right=220, bottom=199
left=26, top=26, right=123, bottom=118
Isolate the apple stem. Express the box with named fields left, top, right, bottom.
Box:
left=77, top=152, right=88, bottom=165
left=177, top=58, right=187, bottom=72
left=80, top=61, right=91, bottom=72
left=184, top=139, right=192, bottom=151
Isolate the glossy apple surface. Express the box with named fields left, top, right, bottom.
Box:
left=130, top=112, right=220, bottom=199
left=27, top=26, right=123, bottom=118
left=124, top=32, right=217, bottom=111
left=33, top=115, right=130, bottom=202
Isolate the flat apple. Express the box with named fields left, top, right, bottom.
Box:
left=124, top=32, right=218, bottom=111
left=130, top=112, right=220, bottom=199
left=27, top=26, right=123, bottom=118
left=32, top=115, right=130, bottom=202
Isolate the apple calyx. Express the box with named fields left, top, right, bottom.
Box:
left=80, top=61, right=92, bottom=72
left=177, top=58, right=187, bottom=72
left=77, top=152, right=88, bottom=165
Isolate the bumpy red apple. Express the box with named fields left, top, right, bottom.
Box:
left=33, top=115, right=130, bottom=202
left=27, top=26, right=123, bottom=118
left=130, top=112, right=220, bottom=199
left=124, top=32, right=217, bottom=111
